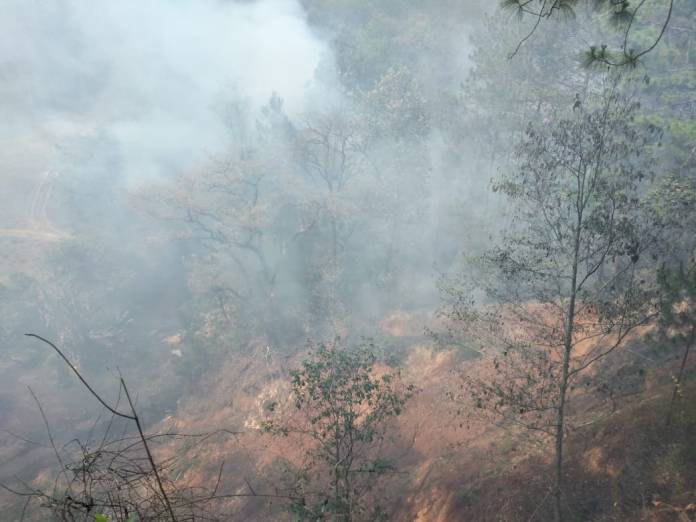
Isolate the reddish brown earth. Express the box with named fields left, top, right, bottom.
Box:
left=1, top=310, right=693, bottom=520
left=150, top=310, right=696, bottom=521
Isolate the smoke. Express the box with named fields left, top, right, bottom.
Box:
left=0, top=0, right=332, bottom=182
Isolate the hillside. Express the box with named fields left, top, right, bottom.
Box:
left=142, top=311, right=696, bottom=521
left=1, top=0, right=694, bottom=520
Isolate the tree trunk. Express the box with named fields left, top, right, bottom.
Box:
left=553, top=346, right=571, bottom=522
left=666, top=322, right=696, bottom=426
left=331, top=216, right=338, bottom=263
left=554, top=219, right=582, bottom=521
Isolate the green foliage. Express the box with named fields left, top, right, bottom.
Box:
left=442, top=87, right=665, bottom=520
left=288, top=342, right=411, bottom=434
left=263, top=340, right=414, bottom=521
left=657, top=262, right=696, bottom=330
left=655, top=260, right=696, bottom=426
left=263, top=399, right=279, bottom=413
left=361, top=65, right=429, bottom=141
left=503, top=0, right=675, bottom=67
left=582, top=45, right=617, bottom=68
left=455, top=485, right=480, bottom=507
left=646, top=174, right=696, bottom=270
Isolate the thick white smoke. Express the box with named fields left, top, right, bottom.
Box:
left=0, top=0, right=331, bottom=182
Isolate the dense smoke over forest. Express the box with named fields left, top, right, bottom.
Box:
left=1, top=1, right=694, bottom=521
left=1, top=0, right=330, bottom=182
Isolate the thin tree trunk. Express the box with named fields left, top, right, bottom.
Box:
left=554, top=220, right=582, bottom=522
left=666, top=322, right=696, bottom=426
left=553, top=347, right=571, bottom=522
left=334, top=431, right=342, bottom=519
left=331, top=216, right=338, bottom=263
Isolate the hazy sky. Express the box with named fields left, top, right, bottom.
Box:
left=0, top=0, right=331, bottom=183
